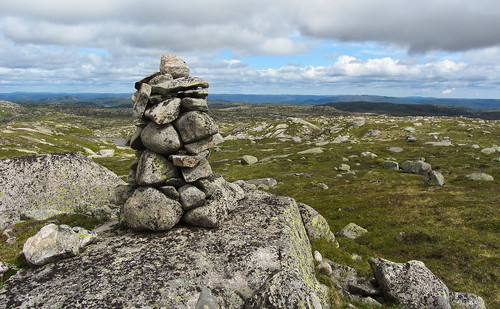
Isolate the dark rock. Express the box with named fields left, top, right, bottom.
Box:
left=132, top=83, right=151, bottom=120
left=181, top=158, right=213, bottom=183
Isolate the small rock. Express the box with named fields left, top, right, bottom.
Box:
left=388, top=147, right=403, bottom=153
left=449, top=292, right=486, bottom=309
left=0, top=262, right=10, bottom=274
left=466, top=172, right=494, bottom=181
left=336, top=223, right=368, bottom=239
left=23, top=224, right=79, bottom=266
left=338, top=164, right=351, bottom=171
left=173, top=111, right=219, bottom=144
left=481, top=147, right=497, bottom=155
left=406, top=136, right=418, bottom=142
left=313, top=251, right=323, bottom=263
left=141, top=122, right=182, bottom=155
left=317, top=262, right=333, bottom=276
left=383, top=160, right=399, bottom=170
left=297, top=147, right=324, bottom=155
left=181, top=158, right=213, bottom=183
left=159, top=54, right=190, bottom=78
left=492, top=157, right=500, bottom=162
left=423, top=171, right=445, bottom=186
left=178, top=184, right=206, bottom=211
left=158, top=186, right=180, bottom=201
left=402, top=160, right=432, bottom=175
left=360, top=151, right=378, bottom=158
left=144, top=98, right=181, bottom=125
left=240, top=155, right=258, bottom=165
left=71, top=227, right=98, bottom=248
left=181, top=97, right=209, bottom=112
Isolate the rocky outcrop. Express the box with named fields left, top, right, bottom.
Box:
left=0, top=187, right=329, bottom=308
left=0, top=152, right=124, bottom=230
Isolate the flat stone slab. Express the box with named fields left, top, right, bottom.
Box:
left=151, top=77, right=209, bottom=96
left=0, top=188, right=327, bottom=309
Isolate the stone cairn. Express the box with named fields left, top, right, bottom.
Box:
left=116, top=54, right=245, bottom=231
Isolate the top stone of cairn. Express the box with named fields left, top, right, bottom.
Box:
left=160, top=54, right=190, bottom=78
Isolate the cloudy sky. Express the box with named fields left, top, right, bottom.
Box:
left=1, top=0, right=499, bottom=98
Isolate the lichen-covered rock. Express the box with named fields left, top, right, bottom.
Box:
left=466, top=172, right=494, bottom=181
left=181, top=97, right=209, bottom=112
left=159, top=54, right=190, bottom=78
left=402, top=160, right=432, bottom=175
left=173, top=111, right=219, bottom=144
left=184, top=133, right=223, bottom=154
left=181, top=158, right=213, bottom=183
left=383, top=160, right=399, bottom=170
left=336, top=223, right=368, bottom=239
left=144, top=97, right=181, bottom=125
left=0, top=153, right=124, bottom=230
left=23, top=224, right=79, bottom=266
left=240, top=155, right=258, bottom=165
left=196, top=173, right=245, bottom=212
left=297, top=202, right=336, bottom=243
left=151, top=77, right=209, bottom=96
left=423, top=170, right=445, bottom=186
left=182, top=190, right=229, bottom=228
left=1, top=187, right=328, bottom=308
left=135, top=150, right=178, bottom=187
left=121, top=187, right=183, bottom=231
left=178, top=184, right=206, bottom=211
left=140, top=122, right=182, bottom=155
left=449, top=292, right=486, bottom=309
left=132, top=83, right=152, bottom=120
left=369, top=257, right=451, bottom=309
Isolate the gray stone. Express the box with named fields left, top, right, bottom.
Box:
left=182, top=88, right=209, bottom=98
left=0, top=153, right=124, bottom=230
left=132, top=83, right=152, bottom=120
left=383, top=160, right=399, bottom=170
left=151, top=77, right=209, bottom=96
left=169, top=150, right=210, bottom=167
left=369, top=257, right=451, bottom=309
left=23, top=224, right=79, bottom=266
left=178, top=184, right=206, bottom=211
left=0, top=262, right=9, bottom=275
left=350, top=120, right=365, bottom=128
left=402, top=160, right=432, bottom=175
left=121, top=187, right=183, bottom=231
left=466, top=172, right=494, bottom=181
left=336, top=223, right=368, bottom=239
left=20, top=209, right=66, bottom=221
left=181, top=97, right=209, bottom=112
left=424, top=140, right=453, bottom=146
left=241, top=155, right=258, bottom=165
left=348, top=279, right=382, bottom=297
left=115, top=185, right=135, bottom=205
left=195, top=288, right=220, bottom=309
left=317, top=262, right=333, bottom=276
left=159, top=54, right=190, bottom=78
left=0, top=188, right=329, bottom=308
left=492, top=157, right=500, bottom=162
left=72, top=226, right=97, bottom=248
left=297, top=202, right=335, bottom=243
left=158, top=186, right=180, bottom=201
left=141, top=122, right=182, bottom=155
left=184, top=133, right=224, bottom=154
left=338, top=163, right=351, bottom=171
left=136, top=150, right=178, bottom=187
left=181, top=158, right=213, bottom=183
left=129, top=126, right=145, bottom=150
left=173, top=111, right=219, bottom=144
left=361, top=151, right=378, bottom=158
left=144, top=98, right=181, bottom=125
left=245, top=178, right=278, bottom=189
left=406, top=136, right=418, bottom=142
left=423, top=171, right=445, bottom=186
left=134, top=72, right=162, bottom=90
left=182, top=191, right=229, bottom=228
left=196, top=174, right=245, bottom=212
left=388, top=147, right=404, bottom=153
left=449, top=292, right=486, bottom=309
left=147, top=73, right=173, bottom=86
left=313, top=250, right=323, bottom=263
left=480, top=147, right=496, bottom=155
left=297, top=147, right=323, bottom=155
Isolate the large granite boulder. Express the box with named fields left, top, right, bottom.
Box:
left=0, top=153, right=124, bottom=230
left=402, top=160, right=432, bottom=175
left=0, top=187, right=328, bottom=308
left=369, top=257, right=451, bottom=308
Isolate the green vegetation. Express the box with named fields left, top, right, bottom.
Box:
left=0, top=102, right=498, bottom=307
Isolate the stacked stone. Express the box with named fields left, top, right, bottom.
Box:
left=117, top=54, right=244, bottom=232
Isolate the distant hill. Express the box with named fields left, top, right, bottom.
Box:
left=321, top=101, right=500, bottom=119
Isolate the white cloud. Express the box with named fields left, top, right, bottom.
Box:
left=442, top=88, right=456, bottom=95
